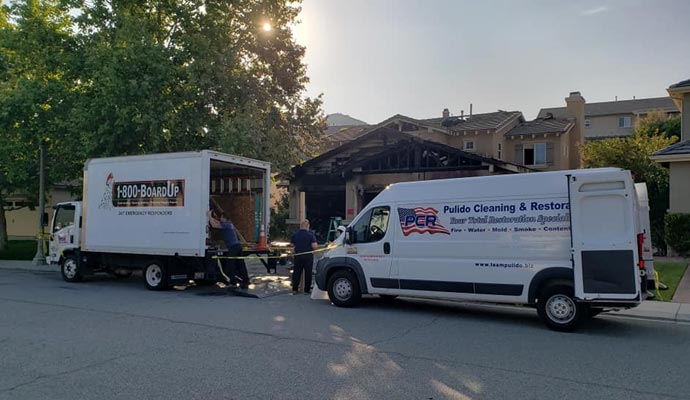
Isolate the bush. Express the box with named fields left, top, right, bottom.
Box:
left=665, top=213, right=690, bottom=256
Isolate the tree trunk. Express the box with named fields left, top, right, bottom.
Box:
left=0, top=192, right=8, bottom=252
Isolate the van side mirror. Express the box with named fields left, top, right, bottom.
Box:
left=346, top=227, right=355, bottom=244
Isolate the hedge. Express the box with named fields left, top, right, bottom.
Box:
left=665, top=212, right=690, bottom=256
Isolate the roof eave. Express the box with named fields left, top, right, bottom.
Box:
left=650, top=153, right=690, bottom=163
left=667, top=86, right=690, bottom=109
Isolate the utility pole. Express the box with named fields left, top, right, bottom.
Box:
left=32, top=140, right=47, bottom=265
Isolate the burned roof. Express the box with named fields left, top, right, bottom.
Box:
left=323, top=125, right=370, bottom=142
left=506, top=117, right=574, bottom=137
left=538, top=97, right=678, bottom=119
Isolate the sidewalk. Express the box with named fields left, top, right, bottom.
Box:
left=1, top=259, right=689, bottom=322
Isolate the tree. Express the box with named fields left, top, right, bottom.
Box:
left=635, top=111, right=681, bottom=140
left=66, top=0, right=325, bottom=170
left=0, top=0, right=80, bottom=251
left=580, top=132, right=678, bottom=250
left=0, top=0, right=325, bottom=249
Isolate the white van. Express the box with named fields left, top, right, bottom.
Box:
left=315, top=168, right=648, bottom=331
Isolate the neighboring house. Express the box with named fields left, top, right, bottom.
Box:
left=538, top=96, right=678, bottom=140
left=3, top=185, right=77, bottom=239
left=652, top=78, right=690, bottom=216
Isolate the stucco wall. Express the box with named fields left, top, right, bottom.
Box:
left=669, top=161, right=690, bottom=213
left=584, top=115, right=636, bottom=139
left=504, top=135, right=568, bottom=171
left=5, top=188, right=76, bottom=239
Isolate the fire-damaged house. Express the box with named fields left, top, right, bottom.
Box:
left=288, top=114, right=524, bottom=237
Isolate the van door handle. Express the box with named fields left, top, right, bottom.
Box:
left=383, top=242, right=390, bottom=254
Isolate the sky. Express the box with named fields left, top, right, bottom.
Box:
left=291, top=0, right=690, bottom=123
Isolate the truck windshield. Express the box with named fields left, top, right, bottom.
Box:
left=53, top=206, right=76, bottom=232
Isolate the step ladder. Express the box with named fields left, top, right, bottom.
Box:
left=325, top=217, right=344, bottom=243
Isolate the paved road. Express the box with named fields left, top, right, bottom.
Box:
left=1, top=269, right=689, bottom=400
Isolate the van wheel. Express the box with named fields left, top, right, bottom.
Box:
left=61, top=255, right=83, bottom=283
left=144, top=262, right=168, bottom=291
left=537, top=285, right=585, bottom=332
left=327, top=269, right=361, bottom=307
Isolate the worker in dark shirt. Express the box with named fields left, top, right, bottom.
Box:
left=208, top=210, right=249, bottom=290
left=290, top=219, right=318, bottom=294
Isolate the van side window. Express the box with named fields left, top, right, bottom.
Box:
left=351, top=206, right=390, bottom=243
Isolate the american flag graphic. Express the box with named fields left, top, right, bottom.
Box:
left=398, top=207, right=450, bottom=236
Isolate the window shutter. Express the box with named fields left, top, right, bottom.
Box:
left=546, top=143, right=555, bottom=166
left=514, top=144, right=523, bottom=164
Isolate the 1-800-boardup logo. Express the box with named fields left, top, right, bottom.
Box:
left=99, top=172, right=185, bottom=208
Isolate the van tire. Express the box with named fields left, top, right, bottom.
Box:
left=61, top=254, right=83, bottom=283
left=327, top=269, right=361, bottom=307
left=144, top=262, right=168, bottom=291
left=536, top=284, right=585, bottom=332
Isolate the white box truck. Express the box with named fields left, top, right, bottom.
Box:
left=315, top=168, right=650, bottom=331
left=47, top=150, right=272, bottom=290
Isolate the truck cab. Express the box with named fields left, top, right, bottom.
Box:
left=47, top=201, right=82, bottom=264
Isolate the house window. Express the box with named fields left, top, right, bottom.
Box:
left=584, top=119, right=591, bottom=128
left=497, top=143, right=502, bottom=159
left=463, top=140, right=475, bottom=152
left=618, top=116, right=632, bottom=128
left=524, top=143, right=547, bottom=166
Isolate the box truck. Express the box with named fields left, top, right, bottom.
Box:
left=47, top=150, right=272, bottom=290
left=315, top=168, right=651, bottom=331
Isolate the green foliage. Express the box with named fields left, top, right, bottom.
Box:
left=0, top=0, right=325, bottom=248
left=665, top=213, right=690, bottom=256
left=269, top=191, right=289, bottom=240
left=0, top=240, right=36, bottom=260
left=635, top=111, right=681, bottom=140
left=580, top=132, right=678, bottom=250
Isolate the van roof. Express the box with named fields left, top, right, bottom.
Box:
left=372, top=167, right=627, bottom=204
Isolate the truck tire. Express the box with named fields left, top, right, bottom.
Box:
left=61, top=254, right=83, bottom=283
left=144, top=262, right=168, bottom=291
left=327, top=269, right=362, bottom=307
left=536, top=284, right=585, bottom=332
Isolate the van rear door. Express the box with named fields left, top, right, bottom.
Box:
left=568, top=172, right=641, bottom=301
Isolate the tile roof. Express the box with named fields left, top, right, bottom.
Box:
left=506, top=117, right=574, bottom=137
left=537, top=97, right=678, bottom=118
left=669, top=78, right=690, bottom=89
left=421, top=110, right=523, bottom=132
left=653, top=140, right=690, bottom=156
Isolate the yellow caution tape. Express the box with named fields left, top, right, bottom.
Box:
left=212, top=244, right=340, bottom=260
left=654, top=270, right=662, bottom=301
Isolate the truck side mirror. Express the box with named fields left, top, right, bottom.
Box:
left=41, top=212, right=49, bottom=227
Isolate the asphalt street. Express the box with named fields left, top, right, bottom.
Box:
left=1, top=268, right=689, bottom=400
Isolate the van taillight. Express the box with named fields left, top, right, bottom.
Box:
left=637, top=233, right=645, bottom=269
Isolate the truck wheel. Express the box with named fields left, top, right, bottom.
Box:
left=536, top=285, right=585, bottom=332
left=144, top=262, right=168, bottom=291
left=61, top=254, right=83, bottom=283
left=327, top=269, right=361, bottom=307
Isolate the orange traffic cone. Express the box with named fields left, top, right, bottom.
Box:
left=256, top=224, right=268, bottom=250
